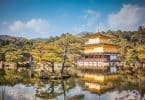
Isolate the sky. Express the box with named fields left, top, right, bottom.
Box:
left=0, top=0, right=145, bottom=39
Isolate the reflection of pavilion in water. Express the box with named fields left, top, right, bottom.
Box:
left=78, top=71, right=118, bottom=95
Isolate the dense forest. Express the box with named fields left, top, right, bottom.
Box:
left=0, top=33, right=84, bottom=75
left=0, top=26, right=145, bottom=75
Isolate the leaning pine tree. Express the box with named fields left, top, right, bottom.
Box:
left=56, top=33, right=83, bottom=75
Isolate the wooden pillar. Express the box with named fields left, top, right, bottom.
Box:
left=97, top=60, right=98, bottom=69
left=103, top=54, right=105, bottom=71
left=83, top=55, right=85, bottom=73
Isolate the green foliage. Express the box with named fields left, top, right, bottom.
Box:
left=56, top=33, right=84, bottom=62
left=32, top=42, right=62, bottom=63
left=55, top=33, right=84, bottom=73
left=138, top=45, right=145, bottom=60
left=0, top=53, right=5, bottom=61
left=46, top=36, right=59, bottom=43
left=0, top=26, right=144, bottom=72
left=5, top=50, right=24, bottom=62
left=110, top=26, right=145, bottom=69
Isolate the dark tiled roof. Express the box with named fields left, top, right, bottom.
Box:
left=85, top=33, right=114, bottom=38
left=83, top=52, right=120, bottom=55
left=84, top=43, right=118, bottom=47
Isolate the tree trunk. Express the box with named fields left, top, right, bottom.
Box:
left=51, top=81, right=54, bottom=94
left=46, top=81, right=54, bottom=94
left=16, top=62, right=19, bottom=71
left=61, top=47, right=67, bottom=74
left=51, top=62, right=55, bottom=74
left=0, top=61, right=4, bottom=70
left=0, top=86, right=5, bottom=100
left=138, top=68, right=143, bottom=98
left=61, top=80, right=66, bottom=100
left=28, top=69, right=32, bottom=78
left=29, top=54, right=33, bottom=62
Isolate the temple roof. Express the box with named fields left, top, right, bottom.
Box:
left=83, top=43, right=118, bottom=47
left=85, top=33, right=114, bottom=39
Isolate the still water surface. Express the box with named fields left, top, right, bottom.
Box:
left=0, top=73, right=145, bottom=100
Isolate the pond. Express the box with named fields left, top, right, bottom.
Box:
left=0, top=70, right=145, bottom=100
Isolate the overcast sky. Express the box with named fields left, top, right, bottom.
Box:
left=0, top=0, right=145, bottom=39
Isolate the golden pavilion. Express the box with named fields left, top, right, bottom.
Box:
left=77, top=33, right=120, bottom=71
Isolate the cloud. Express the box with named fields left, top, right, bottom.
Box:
left=10, top=21, right=25, bottom=31
left=73, top=9, right=102, bottom=33
left=9, top=18, right=50, bottom=35
left=108, top=4, right=145, bottom=31
left=84, top=9, right=100, bottom=28
left=74, top=4, right=145, bottom=33
left=84, top=9, right=100, bottom=20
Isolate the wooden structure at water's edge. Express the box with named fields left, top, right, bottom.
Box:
left=0, top=62, right=17, bottom=70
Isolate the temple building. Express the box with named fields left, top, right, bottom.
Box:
left=77, top=33, right=121, bottom=72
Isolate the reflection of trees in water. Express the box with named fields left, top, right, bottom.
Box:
left=0, top=85, right=37, bottom=100
left=0, top=69, right=38, bottom=100
left=113, top=74, right=145, bottom=99
left=114, top=90, right=145, bottom=100
left=35, top=79, right=66, bottom=99
left=0, top=70, right=82, bottom=100
left=2, top=70, right=145, bottom=100
left=61, top=80, right=66, bottom=99
left=0, top=69, right=83, bottom=100
left=0, top=69, right=37, bottom=86
left=0, top=86, right=5, bottom=100
left=35, top=79, right=70, bottom=99
left=35, top=80, right=58, bottom=99
left=35, top=78, right=84, bottom=100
